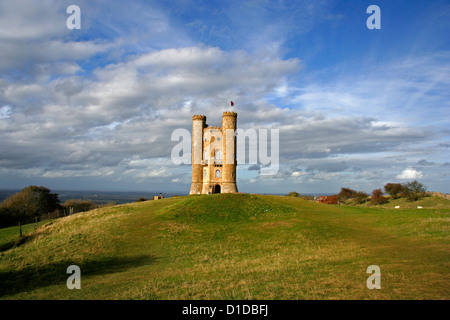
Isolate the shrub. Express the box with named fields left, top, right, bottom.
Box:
left=62, top=200, right=97, bottom=213
left=371, top=189, right=388, bottom=205
left=337, top=188, right=368, bottom=204
left=353, top=192, right=369, bottom=204
left=402, top=180, right=427, bottom=201
left=384, top=183, right=405, bottom=199
left=337, top=188, right=357, bottom=202
left=286, top=191, right=300, bottom=197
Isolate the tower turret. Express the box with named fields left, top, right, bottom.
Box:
left=189, top=115, right=206, bottom=195
left=221, top=111, right=238, bottom=193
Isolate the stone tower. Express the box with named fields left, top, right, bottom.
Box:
left=189, top=111, right=238, bottom=195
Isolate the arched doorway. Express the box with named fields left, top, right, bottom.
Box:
left=214, top=184, right=221, bottom=194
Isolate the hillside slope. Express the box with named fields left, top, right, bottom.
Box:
left=0, top=194, right=449, bottom=299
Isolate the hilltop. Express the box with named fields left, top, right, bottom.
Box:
left=0, top=194, right=449, bottom=299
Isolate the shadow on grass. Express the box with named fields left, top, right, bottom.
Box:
left=0, top=221, right=54, bottom=253
left=0, top=254, right=157, bottom=298
left=0, top=235, right=32, bottom=253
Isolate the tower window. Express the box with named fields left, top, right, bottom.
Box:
left=216, top=170, right=221, bottom=178
left=215, top=149, right=222, bottom=160
left=204, top=169, right=207, bottom=178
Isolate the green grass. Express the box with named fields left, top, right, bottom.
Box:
left=379, top=195, right=450, bottom=209
left=0, top=220, right=48, bottom=252
left=358, top=194, right=450, bottom=209
left=0, top=194, right=449, bottom=300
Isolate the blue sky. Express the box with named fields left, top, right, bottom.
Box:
left=0, top=0, right=449, bottom=194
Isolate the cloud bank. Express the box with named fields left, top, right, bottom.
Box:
left=0, top=0, right=449, bottom=193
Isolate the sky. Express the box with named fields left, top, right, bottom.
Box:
left=0, top=0, right=449, bottom=194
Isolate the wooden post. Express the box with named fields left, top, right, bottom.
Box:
left=19, top=221, right=22, bottom=238
left=35, top=216, right=38, bottom=230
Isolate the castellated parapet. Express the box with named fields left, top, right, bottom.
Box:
left=192, top=115, right=206, bottom=120
left=189, top=111, right=238, bottom=195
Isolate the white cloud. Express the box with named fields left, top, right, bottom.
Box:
left=0, top=44, right=302, bottom=172
left=0, top=0, right=67, bottom=40
left=0, top=43, right=437, bottom=190
left=396, top=168, right=423, bottom=180
left=0, top=105, right=12, bottom=119
left=307, top=172, right=340, bottom=183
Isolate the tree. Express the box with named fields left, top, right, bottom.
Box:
left=24, top=186, right=60, bottom=214
left=286, top=191, right=300, bottom=197
left=1, top=186, right=61, bottom=233
left=384, top=183, right=405, bottom=199
left=403, top=180, right=427, bottom=201
left=337, top=188, right=358, bottom=202
left=0, top=204, right=13, bottom=229
left=371, top=189, right=387, bottom=205
left=3, top=189, right=40, bottom=236
left=337, top=188, right=368, bottom=204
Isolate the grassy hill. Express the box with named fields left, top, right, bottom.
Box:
left=0, top=194, right=449, bottom=299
